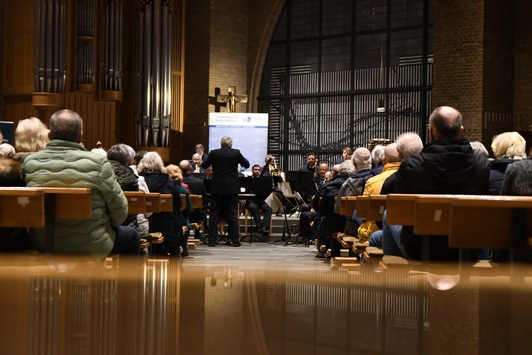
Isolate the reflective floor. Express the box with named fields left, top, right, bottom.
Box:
left=1, top=244, right=532, bottom=355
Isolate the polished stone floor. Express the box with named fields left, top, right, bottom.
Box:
left=2, top=246, right=532, bottom=354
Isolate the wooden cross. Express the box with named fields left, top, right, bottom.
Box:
left=216, top=86, right=248, bottom=113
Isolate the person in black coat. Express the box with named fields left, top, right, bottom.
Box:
left=381, top=106, right=491, bottom=261
left=179, top=159, right=209, bottom=238
left=138, top=152, right=183, bottom=256
left=201, top=136, right=250, bottom=247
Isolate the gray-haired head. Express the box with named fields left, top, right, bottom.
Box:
left=107, top=143, right=135, bottom=166
left=50, top=109, right=83, bottom=142
left=395, top=132, right=423, bottom=159
left=220, top=136, right=233, bottom=148
left=352, top=147, right=372, bottom=170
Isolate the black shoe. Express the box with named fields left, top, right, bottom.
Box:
left=232, top=241, right=241, bottom=247
left=208, top=241, right=216, bottom=247
left=259, top=228, right=269, bottom=236
left=226, top=240, right=233, bottom=246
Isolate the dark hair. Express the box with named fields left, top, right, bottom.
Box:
left=133, top=150, right=148, bottom=165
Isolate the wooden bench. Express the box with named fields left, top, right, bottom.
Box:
left=0, top=187, right=93, bottom=253
left=448, top=195, right=532, bottom=262
left=385, top=194, right=532, bottom=264
left=124, top=192, right=173, bottom=214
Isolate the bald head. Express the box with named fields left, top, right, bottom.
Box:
left=428, top=106, right=463, bottom=141
left=179, top=159, right=192, bottom=173
left=352, top=147, right=372, bottom=170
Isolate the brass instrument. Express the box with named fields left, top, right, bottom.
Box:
left=271, top=156, right=281, bottom=176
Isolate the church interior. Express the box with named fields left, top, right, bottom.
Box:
left=1, top=0, right=532, bottom=354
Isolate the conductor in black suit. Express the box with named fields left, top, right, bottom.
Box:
left=201, top=136, right=250, bottom=247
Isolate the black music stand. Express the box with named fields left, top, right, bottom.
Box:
left=239, top=177, right=272, bottom=243
left=285, top=171, right=317, bottom=204
left=268, top=191, right=299, bottom=246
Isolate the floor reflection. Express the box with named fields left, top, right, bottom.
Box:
left=1, top=254, right=531, bottom=354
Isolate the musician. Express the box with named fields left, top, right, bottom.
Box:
left=191, top=153, right=204, bottom=173
left=243, top=164, right=272, bottom=235
left=261, top=154, right=283, bottom=188
left=201, top=136, right=250, bottom=247
left=195, top=143, right=208, bottom=161
left=299, top=152, right=317, bottom=173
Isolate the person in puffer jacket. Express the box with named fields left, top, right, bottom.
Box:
left=23, top=109, right=140, bottom=257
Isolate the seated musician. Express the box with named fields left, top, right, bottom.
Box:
left=242, top=164, right=272, bottom=235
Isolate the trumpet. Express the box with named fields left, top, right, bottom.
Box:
left=271, top=156, right=281, bottom=176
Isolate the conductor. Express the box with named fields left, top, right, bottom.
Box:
left=201, top=136, right=250, bottom=247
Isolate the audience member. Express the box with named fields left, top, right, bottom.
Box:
left=314, top=162, right=353, bottom=257
left=501, top=155, right=532, bottom=196
left=179, top=159, right=208, bottom=238
left=0, top=157, right=30, bottom=251
left=380, top=106, right=490, bottom=261
left=138, top=152, right=183, bottom=256
left=489, top=131, right=527, bottom=194
left=14, top=117, right=49, bottom=161
left=201, top=136, right=250, bottom=247
left=368, top=132, right=424, bottom=247
left=0, top=143, right=15, bottom=158
left=128, top=149, right=151, bottom=241
left=107, top=143, right=139, bottom=192
left=166, top=164, right=193, bottom=256
left=336, top=147, right=353, bottom=164
left=371, top=144, right=386, bottom=174
left=23, top=109, right=140, bottom=257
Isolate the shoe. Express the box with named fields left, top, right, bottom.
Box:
left=181, top=252, right=189, bottom=257
left=259, top=227, right=269, bottom=235
left=232, top=241, right=241, bottom=247
left=208, top=241, right=216, bottom=247
left=226, top=240, right=233, bottom=246
left=315, top=252, right=325, bottom=258
left=275, top=213, right=282, bottom=217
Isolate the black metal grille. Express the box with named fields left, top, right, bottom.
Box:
left=258, top=0, right=433, bottom=171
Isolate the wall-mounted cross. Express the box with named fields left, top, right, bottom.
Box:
left=216, top=86, right=248, bottom=113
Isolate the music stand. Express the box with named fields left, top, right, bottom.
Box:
left=285, top=171, right=317, bottom=202
left=268, top=191, right=299, bottom=246
left=239, top=177, right=272, bottom=243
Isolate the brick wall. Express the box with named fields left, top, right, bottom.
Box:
left=184, top=0, right=212, bottom=156
left=432, top=0, right=486, bottom=142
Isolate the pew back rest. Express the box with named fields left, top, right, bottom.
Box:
left=40, top=187, right=92, bottom=220
left=0, top=187, right=45, bottom=227
left=449, top=195, right=532, bottom=250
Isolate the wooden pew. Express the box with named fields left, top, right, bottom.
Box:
left=124, top=192, right=173, bottom=214
left=367, top=195, right=387, bottom=222
left=124, top=191, right=146, bottom=214
left=0, top=187, right=46, bottom=228
left=355, top=195, right=369, bottom=219
left=0, top=187, right=93, bottom=253
left=190, top=194, right=203, bottom=209
left=449, top=195, right=532, bottom=262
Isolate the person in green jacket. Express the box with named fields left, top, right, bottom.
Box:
left=23, top=109, right=140, bottom=257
